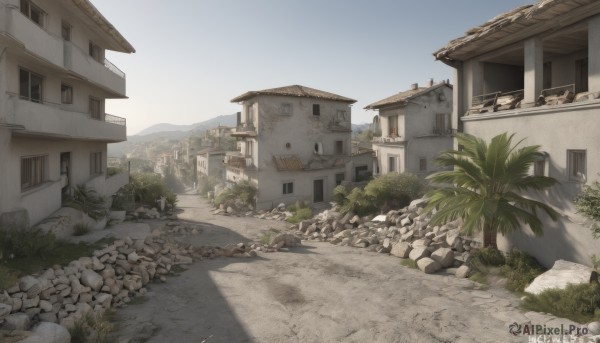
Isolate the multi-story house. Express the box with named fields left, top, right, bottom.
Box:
left=365, top=80, right=453, bottom=176
left=434, top=0, right=600, bottom=266
left=197, top=147, right=226, bottom=181
left=226, top=85, right=356, bottom=210
left=0, top=0, right=134, bottom=229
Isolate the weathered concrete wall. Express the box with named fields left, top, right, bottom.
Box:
left=482, top=62, right=524, bottom=94
left=463, top=102, right=600, bottom=267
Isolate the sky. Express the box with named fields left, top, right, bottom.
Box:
left=93, top=0, right=536, bottom=135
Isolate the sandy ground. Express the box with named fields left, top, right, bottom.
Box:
left=108, top=193, right=578, bottom=343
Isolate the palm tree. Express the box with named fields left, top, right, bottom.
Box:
left=425, top=132, right=560, bottom=249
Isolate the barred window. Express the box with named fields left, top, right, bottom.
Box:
left=567, top=150, right=586, bottom=181
left=21, top=154, right=48, bottom=191
left=90, top=152, right=103, bottom=175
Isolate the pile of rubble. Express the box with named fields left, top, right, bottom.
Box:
left=213, top=202, right=291, bottom=222
left=0, top=224, right=302, bottom=342
left=290, top=198, right=480, bottom=277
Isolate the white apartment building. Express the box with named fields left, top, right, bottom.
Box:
left=226, top=85, right=356, bottom=210
left=435, top=0, right=600, bottom=266
left=0, top=0, right=134, bottom=228
left=366, top=81, right=453, bottom=177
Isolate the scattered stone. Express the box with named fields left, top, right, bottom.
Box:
left=455, top=265, right=471, bottom=278
left=524, top=260, right=598, bottom=295
left=417, top=258, right=442, bottom=274
left=390, top=242, right=412, bottom=258
left=430, top=248, right=454, bottom=268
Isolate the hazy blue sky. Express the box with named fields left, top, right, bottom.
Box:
left=94, top=0, right=535, bottom=135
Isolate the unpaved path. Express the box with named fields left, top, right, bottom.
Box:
left=111, top=194, right=573, bottom=343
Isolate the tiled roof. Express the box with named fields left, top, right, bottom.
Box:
left=365, top=83, right=451, bottom=110
left=273, top=155, right=304, bottom=171
left=231, top=85, right=356, bottom=103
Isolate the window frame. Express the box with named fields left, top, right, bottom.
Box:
left=282, top=181, right=294, bottom=195
left=61, top=21, right=71, bottom=41
left=19, top=68, right=43, bottom=103
left=20, top=0, right=45, bottom=27
left=335, top=172, right=345, bottom=186
left=21, top=154, right=49, bottom=191
left=90, top=151, right=103, bottom=175
left=567, top=149, right=586, bottom=182
left=61, top=83, right=73, bottom=104
left=419, top=157, right=427, bottom=172
left=312, top=104, right=320, bottom=116
left=89, top=97, right=101, bottom=120
left=280, top=103, right=292, bottom=115
left=89, top=41, right=102, bottom=63
left=388, top=155, right=397, bottom=173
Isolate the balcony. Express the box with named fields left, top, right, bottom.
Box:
left=372, top=135, right=405, bottom=145
left=63, top=41, right=126, bottom=97
left=231, top=122, right=257, bottom=137
left=224, top=152, right=255, bottom=170
left=0, top=7, right=63, bottom=67
left=5, top=93, right=126, bottom=142
left=431, top=128, right=458, bottom=136
left=328, top=119, right=351, bottom=132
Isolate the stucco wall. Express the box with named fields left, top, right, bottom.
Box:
left=462, top=102, right=600, bottom=267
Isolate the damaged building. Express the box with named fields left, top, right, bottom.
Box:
left=434, top=0, right=600, bottom=266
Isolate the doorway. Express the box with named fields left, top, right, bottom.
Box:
left=313, top=179, right=324, bottom=203
left=60, top=152, right=71, bottom=203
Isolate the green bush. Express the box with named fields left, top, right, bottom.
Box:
left=214, top=181, right=257, bottom=208
left=198, top=175, right=219, bottom=196
left=340, top=187, right=378, bottom=216
left=332, top=185, right=349, bottom=205
left=522, top=282, right=600, bottom=323
left=287, top=208, right=313, bottom=224
left=470, top=247, right=506, bottom=268
left=574, top=179, right=600, bottom=238
left=0, top=228, right=56, bottom=259
left=68, top=184, right=108, bottom=220
left=364, top=172, right=424, bottom=210
left=126, top=173, right=178, bottom=208
left=106, top=167, right=123, bottom=177
left=287, top=200, right=309, bottom=213
left=501, top=249, right=545, bottom=292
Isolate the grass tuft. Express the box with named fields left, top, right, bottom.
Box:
left=400, top=258, right=418, bottom=269
left=522, top=282, right=600, bottom=323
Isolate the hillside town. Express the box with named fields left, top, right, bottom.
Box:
left=1, top=0, right=600, bottom=342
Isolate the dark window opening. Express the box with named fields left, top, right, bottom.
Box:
left=312, top=104, right=320, bottom=116
left=20, top=68, right=43, bottom=103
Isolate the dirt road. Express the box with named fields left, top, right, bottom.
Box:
left=112, top=193, right=572, bottom=343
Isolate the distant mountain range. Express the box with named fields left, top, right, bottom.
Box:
left=108, top=113, right=372, bottom=157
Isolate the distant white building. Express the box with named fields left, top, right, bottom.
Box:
left=197, top=147, right=226, bottom=181
left=365, top=81, right=453, bottom=176
left=0, top=0, right=135, bottom=228
left=226, top=85, right=356, bottom=210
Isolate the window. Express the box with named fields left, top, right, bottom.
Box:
left=336, top=110, right=347, bottom=121
left=567, top=150, right=586, bottom=181
left=533, top=154, right=546, bottom=177
left=89, top=97, right=101, bottom=119
left=61, top=83, right=73, bottom=104
left=314, top=142, right=323, bottom=155
left=389, top=115, right=398, bottom=136
left=20, top=0, right=44, bottom=27
left=89, top=42, right=102, bottom=63
left=245, top=140, right=253, bottom=157
left=282, top=182, right=294, bottom=195
left=419, top=158, right=427, bottom=172
left=21, top=154, right=48, bottom=191
left=280, top=103, right=292, bottom=115
left=434, top=113, right=446, bottom=134
left=335, top=140, right=344, bottom=155
left=19, top=68, right=43, bottom=103
left=61, top=21, right=71, bottom=41
left=90, top=152, right=103, bottom=175
left=389, top=156, right=396, bottom=173
left=335, top=173, right=345, bottom=186
left=312, top=104, right=320, bottom=116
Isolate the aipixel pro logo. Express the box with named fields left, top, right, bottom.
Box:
left=508, top=322, right=589, bottom=337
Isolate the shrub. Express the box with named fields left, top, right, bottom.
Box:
left=73, top=223, right=90, bottom=236
left=501, top=249, right=545, bottom=292
left=127, top=173, right=178, bottom=208
left=340, top=187, right=377, bottom=216
left=287, top=200, right=309, bottom=213
left=198, top=175, right=219, bottom=196
left=522, top=282, right=600, bottom=323
left=574, top=179, right=600, bottom=238
left=68, top=184, right=108, bottom=220
left=0, top=228, right=56, bottom=259
left=287, top=208, right=313, bottom=224
left=364, top=172, right=424, bottom=210
left=106, top=167, right=123, bottom=177
left=214, top=181, right=257, bottom=208
left=332, top=185, right=349, bottom=205
left=470, top=247, right=506, bottom=268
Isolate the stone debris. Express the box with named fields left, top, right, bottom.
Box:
left=524, top=259, right=598, bottom=295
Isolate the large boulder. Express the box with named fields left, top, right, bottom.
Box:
left=408, top=247, right=430, bottom=261
left=80, top=270, right=103, bottom=291
left=524, top=260, right=598, bottom=295
left=455, top=265, right=471, bottom=278
left=270, top=233, right=301, bottom=248
left=390, top=242, right=412, bottom=258
left=18, top=322, right=70, bottom=343
left=3, top=313, right=30, bottom=330
left=417, top=258, right=442, bottom=274
left=430, top=248, right=454, bottom=268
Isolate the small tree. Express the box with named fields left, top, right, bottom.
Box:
left=364, top=172, right=424, bottom=210
left=574, top=179, right=600, bottom=238
left=425, top=132, right=560, bottom=249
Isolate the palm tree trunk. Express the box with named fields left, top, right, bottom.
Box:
left=483, top=223, right=498, bottom=249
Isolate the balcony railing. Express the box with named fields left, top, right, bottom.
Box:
left=105, top=113, right=126, bottom=126
left=432, top=127, right=458, bottom=135
left=372, top=136, right=404, bottom=144
left=231, top=122, right=257, bottom=137
left=104, top=58, right=126, bottom=78
left=467, top=89, right=524, bottom=115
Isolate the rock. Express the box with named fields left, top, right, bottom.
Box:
left=270, top=233, right=301, bottom=248
left=3, top=313, right=30, bottom=330
left=417, top=258, right=442, bottom=274
left=400, top=217, right=412, bottom=227
left=446, top=228, right=461, bottom=246
left=524, top=260, right=598, bottom=295
left=21, top=322, right=71, bottom=343
left=38, top=312, right=58, bottom=323
left=408, top=247, right=430, bottom=261
left=455, top=265, right=471, bottom=278
left=19, top=276, right=41, bottom=297
left=39, top=300, right=53, bottom=312
left=390, top=242, right=412, bottom=258
left=80, top=270, right=103, bottom=291
left=587, top=321, right=600, bottom=335
left=372, top=215, right=387, bottom=222
left=408, top=198, right=427, bottom=212
left=430, top=248, right=454, bottom=268
left=0, top=302, right=11, bottom=318
left=127, top=252, right=139, bottom=264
